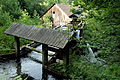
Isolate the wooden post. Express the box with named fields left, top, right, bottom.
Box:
left=42, top=68, right=48, bottom=80
left=14, top=36, right=20, bottom=58
left=63, top=45, right=69, bottom=66
left=63, top=51, right=69, bottom=66
left=16, top=58, right=21, bottom=75
left=42, top=44, right=48, bottom=66
left=80, top=28, right=83, bottom=39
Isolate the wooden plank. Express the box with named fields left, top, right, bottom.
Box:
left=5, top=24, right=18, bottom=34
left=40, top=29, right=50, bottom=43
left=21, top=45, right=55, bottom=56
left=52, top=32, right=61, bottom=47
left=48, top=31, right=60, bottom=47
left=22, top=25, right=34, bottom=38
left=35, top=28, right=46, bottom=41
left=28, top=27, right=42, bottom=38
left=46, top=30, right=57, bottom=46
left=25, top=26, right=37, bottom=39
left=58, top=34, right=68, bottom=48
left=53, top=32, right=64, bottom=47
left=25, top=46, right=42, bottom=53
left=43, top=30, right=54, bottom=45
left=13, top=24, right=24, bottom=37
left=61, top=33, right=71, bottom=48
left=55, top=33, right=66, bottom=47
left=17, top=24, right=28, bottom=37
left=30, top=27, right=43, bottom=41
left=44, top=29, right=55, bottom=45
left=36, top=28, right=47, bottom=42
left=14, top=24, right=30, bottom=38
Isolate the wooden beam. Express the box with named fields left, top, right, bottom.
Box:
left=42, top=44, right=48, bottom=66
left=63, top=43, right=69, bottom=66
left=21, top=45, right=55, bottom=56
left=63, top=50, right=69, bottom=66
left=80, top=28, right=83, bottom=38
left=48, top=46, right=60, bottom=53
left=42, top=68, right=48, bottom=80
left=23, top=46, right=42, bottom=53
left=16, top=58, right=21, bottom=75
left=14, top=36, right=20, bottom=58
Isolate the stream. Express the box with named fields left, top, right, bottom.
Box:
left=0, top=45, right=62, bottom=80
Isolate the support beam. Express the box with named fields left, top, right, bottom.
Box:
left=21, top=45, right=55, bottom=56
left=63, top=50, right=69, bottom=66
left=16, top=58, right=21, bottom=75
left=80, top=28, right=83, bottom=39
left=14, top=36, right=20, bottom=58
left=63, top=44, right=69, bottom=66
left=42, top=44, right=48, bottom=66
left=42, top=68, right=48, bottom=80
left=48, top=46, right=60, bottom=53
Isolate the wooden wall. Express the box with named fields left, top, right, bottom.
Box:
left=45, top=4, right=72, bottom=27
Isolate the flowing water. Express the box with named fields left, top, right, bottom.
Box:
left=0, top=45, right=61, bottom=80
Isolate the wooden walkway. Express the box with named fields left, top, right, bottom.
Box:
left=5, top=24, right=72, bottom=49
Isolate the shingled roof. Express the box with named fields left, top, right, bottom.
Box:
left=4, top=24, right=72, bottom=49
left=56, top=3, right=79, bottom=16
left=41, top=3, right=79, bottom=17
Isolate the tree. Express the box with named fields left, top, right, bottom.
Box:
left=0, top=0, right=21, bottom=19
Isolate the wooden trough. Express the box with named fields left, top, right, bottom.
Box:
left=4, top=24, right=73, bottom=66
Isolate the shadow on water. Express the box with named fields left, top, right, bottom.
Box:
left=0, top=46, right=65, bottom=80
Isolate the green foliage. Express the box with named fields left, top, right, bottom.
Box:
left=0, top=26, right=14, bottom=51
left=17, top=10, right=41, bottom=25
left=0, top=0, right=21, bottom=18
left=68, top=54, right=120, bottom=80
left=18, top=0, right=47, bottom=17
left=45, top=0, right=72, bottom=4
left=18, top=10, right=31, bottom=24
left=72, top=0, right=120, bottom=57
left=42, top=13, right=52, bottom=28
left=0, top=7, right=12, bottom=26
left=0, top=25, right=31, bottom=54
left=0, top=0, right=120, bottom=79
left=72, top=0, right=86, bottom=8
left=49, top=63, right=66, bottom=73
left=66, top=0, right=120, bottom=79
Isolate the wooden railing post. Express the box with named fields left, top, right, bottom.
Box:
left=42, top=44, right=48, bottom=66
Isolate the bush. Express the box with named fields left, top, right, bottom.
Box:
left=18, top=0, right=47, bottom=17
left=0, top=0, right=21, bottom=19
left=17, top=10, right=41, bottom=26
left=68, top=54, right=120, bottom=80
left=0, top=26, right=14, bottom=51
left=0, top=7, right=12, bottom=26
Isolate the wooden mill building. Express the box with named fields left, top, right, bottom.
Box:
left=41, top=3, right=79, bottom=28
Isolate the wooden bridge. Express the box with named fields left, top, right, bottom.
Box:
left=4, top=24, right=73, bottom=66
